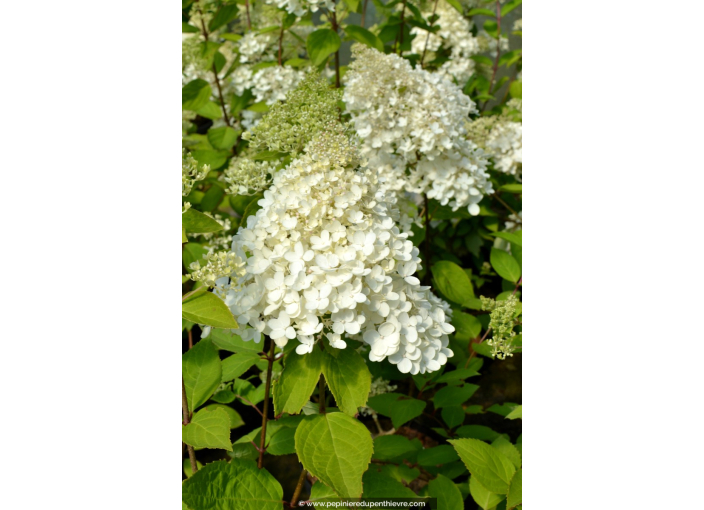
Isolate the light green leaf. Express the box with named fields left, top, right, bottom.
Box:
left=183, top=339, right=221, bottom=411
left=209, top=3, right=239, bottom=32
left=450, top=438, right=516, bottom=494
left=492, top=437, right=521, bottom=469
left=183, top=458, right=203, bottom=479
left=417, top=445, right=460, bottom=466
left=208, top=126, right=238, bottom=150
left=196, top=101, right=222, bottom=120
left=221, top=351, right=261, bottom=381
left=267, top=426, right=297, bottom=455
left=444, top=0, right=464, bottom=14
left=310, top=482, right=340, bottom=509
left=431, top=261, right=475, bottom=305
left=433, top=384, right=479, bottom=409
left=499, top=183, right=522, bottom=193
left=505, top=405, right=522, bottom=420
left=182, top=407, right=233, bottom=451
left=501, top=0, right=522, bottom=17
left=210, top=329, right=262, bottom=353
left=252, top=150, right=287, bottom=161
left=182, top=459, right=283, bottom=510
left=509, top=80, right=522, bottom=99
left=469, top=475, right=505, bottom=510
left=456, top=425, right=501, bottom=441
left=492, top=230, right=522, bottom=247
left=434, top=368, right=480, bottom=384
left=203, top=404, right=244, bottom=429
left=182, top=208, right=224, bottom=234
left=182, top=79, right=212, bottom=111
left=274, top=348, right=323, bottom=415
left=191, top=149, right=229, bottom=170
left=490, top=248, right=521, bottom=283
left=182, top=242, right=208, bottom=271
left=306, top=29, right=341, bottom=66
left=362, top=470, right=416, bottom=498
left=366, top=392, right=426, bottom=429
left=182, top=290, right=239, bottom=329
left=506, top=468, right=522, bottom=509
left=467, top=7, right=496, bottom=16
left=295, top=413, right=373, bottom=498
left=372, top=435, right=419, bottom=462
left=322, top=348, right=371, bottom=416
left=182, top=227, right=188, bottom=243
left=429, top=474, right=464, bottom=510
left=344, top=25, right=384, bottom=52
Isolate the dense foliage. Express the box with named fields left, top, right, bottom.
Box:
left=182, top=0, right=522, bottom=508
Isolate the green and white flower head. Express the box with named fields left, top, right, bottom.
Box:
left=344, top=46, right=493, bottom=216
left=265, top=0, right=335, bottom=16
left=182, top=148, right=209, bottom=196
left=467, top=99, right=522, bottom=178
left=189, top=251, right=246, bottom=290
left=224, top=156, right=273, bottom=196
left=481, top=294, right=519, bottom=360
left=243, top=72, right=342, bottom=155
left=223, top=123, right=455, bottom=374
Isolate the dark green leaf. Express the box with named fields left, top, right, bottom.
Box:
left=182, top=79, right=212, bottom=111
left=307, top=29, right=341, bottom=66
left=344, top=25, right=384, bottom=52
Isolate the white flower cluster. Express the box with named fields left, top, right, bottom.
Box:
left=182, top=149, right=209, bottom=196
left=409, top=1, right=481, bottom=84
left=466, top=99, right=522, bottom=178
left=224, top=157, right=272, bottom=195
left=265, top=0, right=335, bottom=16
left=238, top=32, right=273, bottom=63
left=344, top=46, right=493, bottom=216
left=222, top=129, right=455, bottom=374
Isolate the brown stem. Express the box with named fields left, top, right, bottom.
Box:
left=182, top=378, right=198, bottom=475
left=398, top=0, right=407, bottom=55
left=244, top=0, right=252, bottom=30
left=482, top=0, right=502, bottom=112
left=187, top=329, right=193, bottom=350
left=420, top=0, right=440, bottom=67
left=196, top=8, right=232, bottom=127
left=329, top=7, right=341, bottom=88
left=290, top=467, right=308, bottom=507
left=278, top=23, right=285, bottom=66
left=464, top=326, right=492, bottom=368
left=492, top=192, right=518, bottom=216
left=318, top=376, right=326, bottom=414
left=361, top=0, right=368, bottom=28
left=237, top=395, right=264, bottom=417
left=258, top=339, right=276, bottom=469
left=512, top=277, right=522, bottom=296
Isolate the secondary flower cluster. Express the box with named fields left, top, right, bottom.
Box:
left=466, top=99, right=522, bottom=178
left=481, top=295, right=519, bottom=360
left=182, top=148, right=209, bottom=197
left=224, top=157, right=273, bottom=196
left=223, top=127, right=455, bottom=374
left=343, top=46, right=493, bottom=216
left=265, top=0, right=335, bottom=16
left=188, top=251, right=246, bottom=289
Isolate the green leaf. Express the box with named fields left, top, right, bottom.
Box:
left=444, top=0, right=464, bottom=14
left=306, top=29, right=341, bottom=66
left=200, top=185, right=225, bottom=212
left=182, top=290, right=239, bottom=329
left=366, top=393, right=426, bottom=428
left=182, top=459, right=283, bottom=510
left=182, top=407, right=233, bottom=451
left=456, top=425, right=500, bottom=441
left=191, top=149, right=229, bottom=170
left=183, top=339, right=221, bottom=411
left=467, top=8, right=496, bottom=16
left=417, top=445, right=459, bottom=466
left=322, top=349, right=371, bottom=416
left=499, top=183, right=522, bottom=193
left=208, top=126, right=238, bottom=150
left=492, top=437, right=521, bottom=469
left=252, top=150, right=287, bottom=161
left=449, top=438, right=516, bottom=494
left=506, top=469, right=522, bottom=509
left=442, top=406, right=465, bottom=429
left=295, top=413, right=373, bottom=498
left=203, top=404, right=244, bottom=429
left=431, top=261, right=475, bottom=306
left=372, top=435, right=419, bottom=462
left=470, top=475, right=505, bottom=510
left=196, top=101, right=222, bottom=120
left=310, top=482, right=341, bottom=509
left=183, top=22, right=199, bottom=33
left=344, top=25, right=384, bottom=52
left=483, top=19, right=499, bottom=38
left=183, top=458, right=203, bottom=479
left=429, top=474, right=464, bottom=510
left=182, top=208, right=224, bottom=234
left=509, top=80, right=522, bottom=99
left=433, top=383, right=479, bottom=409
left=182, top=79, right=212, bottom=111
left=452, top=311, right=482, bottom=341
left=490, top=248, right=521, bottom=283
left=267, top=427, right=297, bottom=455
left=343, top=0, right=361, bottom=12
left=501, top=0, right=522, bottom=17
left=209, top=3, right=239, bottom=32
left=274, top=349, right=323, bottom=415
left=210, top=329, right=262, bottom=353
left=434, top=368, right=480, bottom=384
left=493, top=231, right=522, bottom=246
left=505, top=405, right=522, bottom=420
left=183, top=242, right=208, bottom=271
left=362, top=470, right=417, bottom=499
left=221, top=351, right=261, bottom=381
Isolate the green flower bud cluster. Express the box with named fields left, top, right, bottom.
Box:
left=243, top=72, right=342, bottom=156
left=182, top=148, right=209, bottom=197
left=224, top=156, right=273, bottom=196
left=481, top=294, right=519, bottom=360
left=188, top=251, right=245, bottom=288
